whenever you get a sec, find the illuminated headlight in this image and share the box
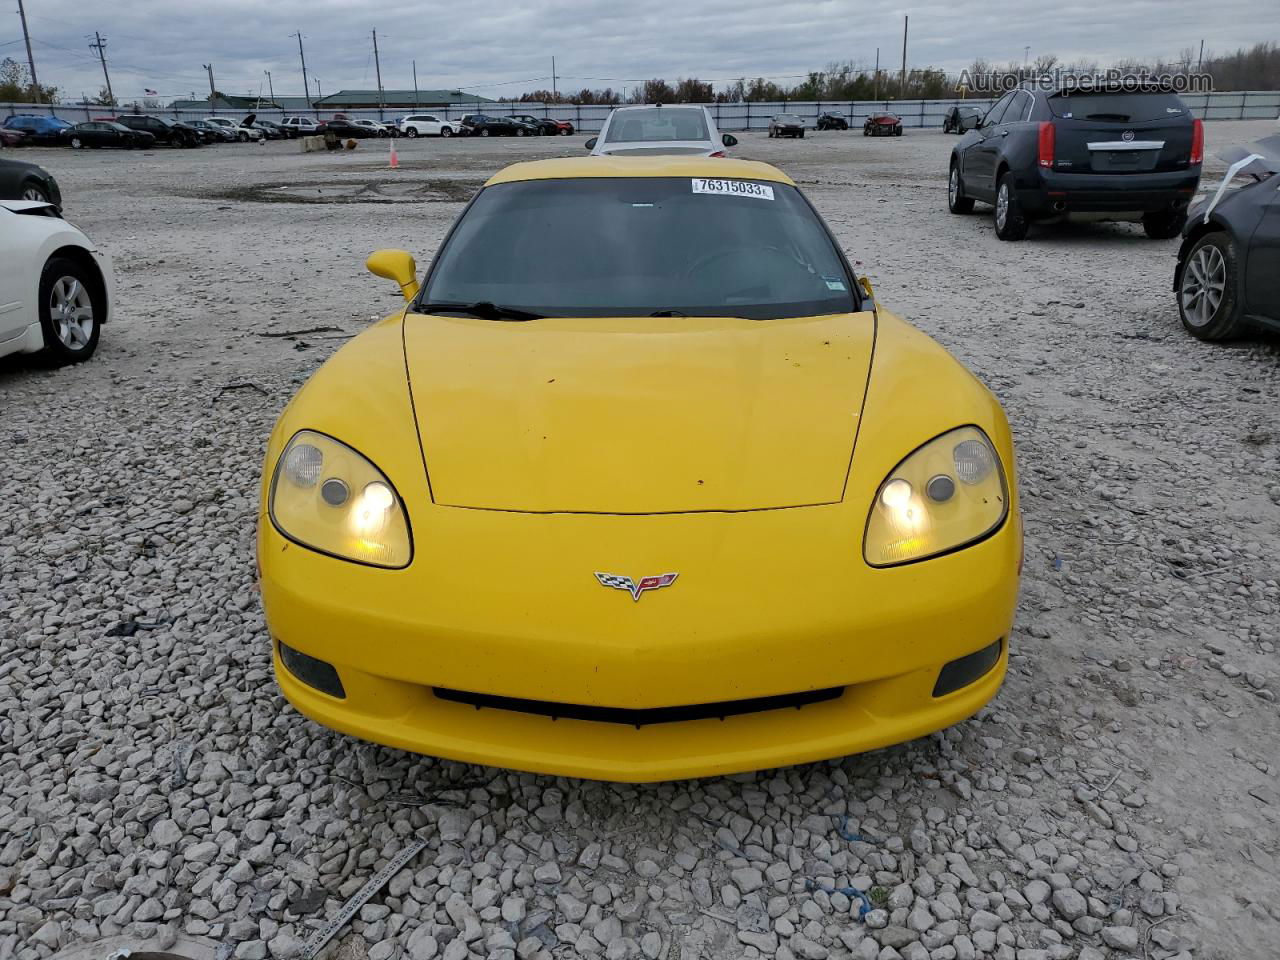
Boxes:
[864,426,1008,567]
[270,430,412,568]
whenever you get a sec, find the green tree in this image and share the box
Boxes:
[0,57,58,102]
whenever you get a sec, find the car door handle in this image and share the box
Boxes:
[998,130,1009,137]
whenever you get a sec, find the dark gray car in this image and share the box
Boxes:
[1174,135,1280,341]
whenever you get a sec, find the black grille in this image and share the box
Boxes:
[932,639,1002,698]
[278,641,346,699]
[433,686,844,727]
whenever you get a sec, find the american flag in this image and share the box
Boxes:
[144,88,158,96]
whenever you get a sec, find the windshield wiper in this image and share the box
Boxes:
[418,301,545,322]
[649,309,689,317]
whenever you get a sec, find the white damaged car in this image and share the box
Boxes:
[0,201,113,364]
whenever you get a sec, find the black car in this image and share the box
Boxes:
[942,106,982,134]
[768,114,806,138]
[460,114,534,137]
[63,121,156,150]
[948,83,1202,241]
[318,118,378,140]
[510,114,562,136]
[0,156,61,207]
[114,114,202,147]
[816,112,848,131]
[253,119,292,139]
[1173,136,1280,341]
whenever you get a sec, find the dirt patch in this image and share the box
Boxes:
[210,178,484,205]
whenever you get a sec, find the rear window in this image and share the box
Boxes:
[422,177,857,321]
[1049,92,1186,122]
[605,109,709,144]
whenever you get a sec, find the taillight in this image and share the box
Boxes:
[1037,122,1054,168]
[1190,118,1204,165]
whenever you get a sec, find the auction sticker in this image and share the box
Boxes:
[691,178,775,200]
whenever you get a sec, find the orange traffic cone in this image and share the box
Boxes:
[389,137,399,169]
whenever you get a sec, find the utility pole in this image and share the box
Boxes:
[314,77,322,103]
[90,32,114,106]
[16,0,40,102]
[1196,38,1204,72]
[1024,46,1029,68]
[293,32,311,109]
[202,63,215,103]
[265,70,275,105]
[874,48,880,102]
[412,60,419,109]
[372,30,384,109]
[551,56,557,101]
[899,15,908,100]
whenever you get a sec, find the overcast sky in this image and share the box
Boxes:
[3,0,1273,103]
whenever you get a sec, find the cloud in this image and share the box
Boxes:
[9,0,1267,102]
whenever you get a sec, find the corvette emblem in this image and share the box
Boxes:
[1121,130,1135,142]
[595,572,679,601]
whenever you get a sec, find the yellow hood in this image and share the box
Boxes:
[403,312,875,513]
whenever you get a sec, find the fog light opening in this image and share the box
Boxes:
[932,639,1003,698]
[277,640,347,699]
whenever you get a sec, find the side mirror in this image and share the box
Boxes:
[366,249,419,302]
[722,133,738,147]
[584,136,597,150]
[858,276,876,306]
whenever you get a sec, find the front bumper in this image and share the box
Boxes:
[260,502,1020,782]
[1020,167,1200,215]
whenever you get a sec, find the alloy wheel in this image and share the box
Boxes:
[996,185,1009,229]
[50,277,94,351]
[1181,244,1226,328]
[21,184,48,203]
[948,168,959,206]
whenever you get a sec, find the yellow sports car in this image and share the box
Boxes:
[258,156,1021,782]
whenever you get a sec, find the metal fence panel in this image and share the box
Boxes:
[3,90,1278,132]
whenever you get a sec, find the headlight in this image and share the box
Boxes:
[864,426,1008,567]
[269,430,412,568]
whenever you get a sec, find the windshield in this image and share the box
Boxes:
[1049,91,1186,122]
[421,177,857,320]
[604,109,709,144]
[777,115,802,123]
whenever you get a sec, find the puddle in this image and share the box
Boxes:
[213,179,483,204]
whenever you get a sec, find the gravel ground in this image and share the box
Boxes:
[2,123,1278,960]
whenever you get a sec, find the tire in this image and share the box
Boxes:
[895,127,903,136]
[994,172,1028,241]
[863,127,870,136]
[1143,208,1187,240]
[406,127,418,138]
[947,163,974,214]
[516,128,526,137]
[441,127,453,138]
[800,131,805,138]
[479,128,490,137]
[39,257,101,364]
[561,126,572,135]
[239,131,250,142]
[20,180,50,204]
[1177,232,1244,341]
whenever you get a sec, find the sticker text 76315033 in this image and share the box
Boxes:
[691,178,775,200]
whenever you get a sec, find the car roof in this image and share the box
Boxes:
[485,156,794,187]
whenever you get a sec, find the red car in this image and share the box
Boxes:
[551,119,575,136]
[0,128,27,148]
[863,112,903,137]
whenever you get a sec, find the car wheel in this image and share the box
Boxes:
[479,128,490,137]
[238,132,249,142]
[1178,232,1244,341]
[406,127,419,138]
[948,163,974,214]
[441,127,453,138]
[994,173,1028,241]
[1143,208,1187,240]
[516,128,526,137]
[39,257,101,364]
[20,180,50,204]
[561,127,572,135]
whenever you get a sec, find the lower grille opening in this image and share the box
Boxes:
[433,686,844,727]
[933,639,1003,698]
[278,640,346,699]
